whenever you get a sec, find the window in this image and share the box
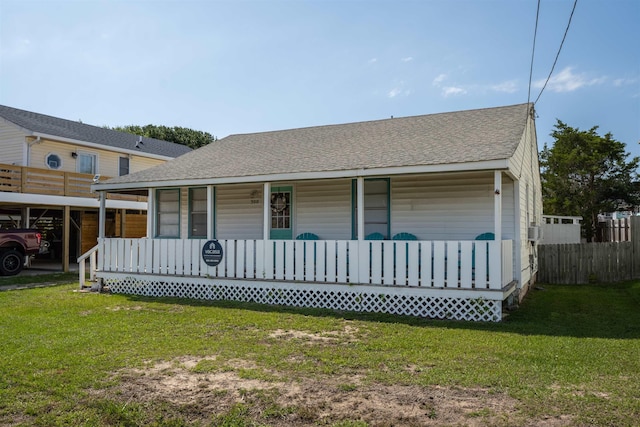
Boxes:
[156,189,180,238]
[45,153,62,169]
[119,156,130,176]
[77,153,96,174]
[189,187,207,238]
[270,191,291,229]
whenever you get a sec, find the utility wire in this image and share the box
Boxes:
[527,0,541,106]
[518,0,542,180]
[534,0,578,105]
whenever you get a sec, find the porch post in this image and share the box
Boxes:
[207,185,214,239]
[22,207,30,228]
[494,171,502,242]
[493,171,503,288]
[146,188,154,238]
[119,209,126,237]
[98,191,106,239]
[62,205,70,272]
[263,182,271,240]
[357,176,364,241]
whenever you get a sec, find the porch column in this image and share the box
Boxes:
[493,171,503,288]
[98,191,106,239]
[62,205,70,272]
[494,171,502,242]
[357,177,364,241]
[146,188,154,238]
[207,185,215,239]
[263,182,271,240]
[119,209,126,237]
[22,207,30,228]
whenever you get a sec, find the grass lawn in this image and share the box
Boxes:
[0,277,638,426]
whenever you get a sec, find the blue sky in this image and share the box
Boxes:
[1,0,639,159]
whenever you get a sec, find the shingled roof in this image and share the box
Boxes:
[0,105,192,159]
[98,103,533,189]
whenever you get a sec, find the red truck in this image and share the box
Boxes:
[0,229,45,276]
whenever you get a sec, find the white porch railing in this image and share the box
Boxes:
[77,244,99,289]
[94,238,513,290]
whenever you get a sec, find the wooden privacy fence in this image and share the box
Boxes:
[538,216,640,284]
[597,218,631,242]
[538,242,633,284]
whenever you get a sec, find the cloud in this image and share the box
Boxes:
[613,77,638,87]
[388,88,412,98]
[368,58,378,64]
[432,73,466,97]
[432,73,447,86]
[442,86,467,97]
[491,80,518,93]
[388,81,411,98]
[388,88,402,98]
[533,66,606,93]
[401,56,413,62]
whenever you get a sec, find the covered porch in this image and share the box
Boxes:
[81,171,518,321]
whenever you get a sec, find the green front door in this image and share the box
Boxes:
[270,186,293,239]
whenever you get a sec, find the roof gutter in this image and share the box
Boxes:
[31,132,177,161]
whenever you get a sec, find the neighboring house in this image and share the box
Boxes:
[0,105,192,271]
[89,103,542,321]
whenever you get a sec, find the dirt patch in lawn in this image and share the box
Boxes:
[98,356,571,426]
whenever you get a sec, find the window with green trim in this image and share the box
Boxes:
[189,187,207,238]
[156,189,180,238]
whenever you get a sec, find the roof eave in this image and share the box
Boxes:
[93,159,511,192]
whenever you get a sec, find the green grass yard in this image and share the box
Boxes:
[0,277,638,426]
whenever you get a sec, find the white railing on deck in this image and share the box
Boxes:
[96,238,514,290]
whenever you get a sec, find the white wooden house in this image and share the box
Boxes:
[0,105,192,271]
[88,103,543,321]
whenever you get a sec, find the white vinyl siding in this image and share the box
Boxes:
[216,184,264,239]
[511,118,543,288]
[296,179,352,240]
[0,123,27,165]
[391,172,515,241]
[130,156,166,174]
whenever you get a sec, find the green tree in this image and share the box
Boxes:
[111,124,216,149]
[540,120,639,242]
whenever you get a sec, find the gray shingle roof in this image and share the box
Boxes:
[100,103,532,187]
[0,105,192,158]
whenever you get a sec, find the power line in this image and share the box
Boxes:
[518,0,542,180]
[527,0,541,106]
[534,0,579,105]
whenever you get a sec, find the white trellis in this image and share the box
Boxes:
[104,274,503,322]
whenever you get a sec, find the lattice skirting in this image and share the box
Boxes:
[103,275,503,322]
